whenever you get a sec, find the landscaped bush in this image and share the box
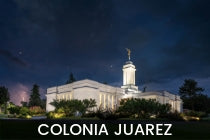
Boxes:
[29,106,45,115]
[50,99,97,117]
[178,110,208,121]
[82,112,97,118]
[8,106,21,114]
[185,110,207,118]
[118,98,171,119]
[95,108,119,120]
[181,114,200,121]
[46,109,66,119]
[19,107,31,119]
[159,111,183,121]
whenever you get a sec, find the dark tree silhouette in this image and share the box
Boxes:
[179,79,204,98]
[0,86,10,114]
[66,73,76,84]
[179,79,207,111]
[29,84,42,107]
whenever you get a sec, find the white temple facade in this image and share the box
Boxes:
[46,50,183,112]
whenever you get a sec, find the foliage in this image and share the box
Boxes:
[46,110,66,119]
[118,98,171,119]
[159,111,183,121]
[0,86,10,114]
[66,73,76,84]
[20,107,30,116]
[94,107,119,120]
[8,106,21,114]
[179,79,204,98]
[40,99,46,109]
[179,79,210,112]
[0,86,10,105]
[19,107,31,118]
[50,99,97,117]
[82,99,97,113]
[29,106,45,115]
[181,114,200,121]
[29,84,42,107]
[184,110,207,118]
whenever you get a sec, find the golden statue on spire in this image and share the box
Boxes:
[126,48,131,60]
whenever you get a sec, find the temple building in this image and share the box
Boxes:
[46,49,183,112]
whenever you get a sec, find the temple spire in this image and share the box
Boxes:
[126,48,131,60]
[121,48,138,92]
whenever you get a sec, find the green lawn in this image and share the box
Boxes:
[0,119,210,140]
[0,114,7,118]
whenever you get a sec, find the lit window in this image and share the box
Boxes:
[99,94,102,105]
[112,95,114,109]
[104,94,106,109]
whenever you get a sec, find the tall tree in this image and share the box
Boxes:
[0,86,10,114]
[179,79,205,111]
[179,79,204,98]
[66,73,76,84]
[29,84,41,107]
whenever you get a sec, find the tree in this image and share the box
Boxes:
[29,84,41,107]
[118,98,171,118]
[50,99,97,117]
[179,79,204,98]
[0,86,10,114]
[82,99,97,113]
[40,99,46,109]
[192,94,209,112]
[179,79,207,111]
[66,73,76,84]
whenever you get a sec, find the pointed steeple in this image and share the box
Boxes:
[121,49,138,92]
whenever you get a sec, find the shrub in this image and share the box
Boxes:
[18,107,31,119]
[46,111,66,119]
[185,110,207,118]
[95,108,119,120]
[8,106,21,114]
[159,111,183,121]
[82,112,97,118]
[19,107,30,116]
[118,98,171,119]
[181,113,200,121]
[50,99,97,117]
[29,106,45,115]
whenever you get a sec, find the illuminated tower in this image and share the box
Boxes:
[121,49,138,92]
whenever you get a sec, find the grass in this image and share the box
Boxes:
[201,116,210,121]
[0,113,8,118]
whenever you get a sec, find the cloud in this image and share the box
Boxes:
[140,76,210,96]
[0,0,209,97]
[0,49,28,67]
[9,83,30,105]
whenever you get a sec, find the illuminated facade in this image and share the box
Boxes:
[121,61,138,92]
[46,79,123,112]
[46,52,183,112]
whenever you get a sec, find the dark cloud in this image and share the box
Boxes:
[0,0,210,102]
[0,49,28,67]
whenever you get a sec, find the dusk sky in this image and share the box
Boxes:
[0,0,210,105]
